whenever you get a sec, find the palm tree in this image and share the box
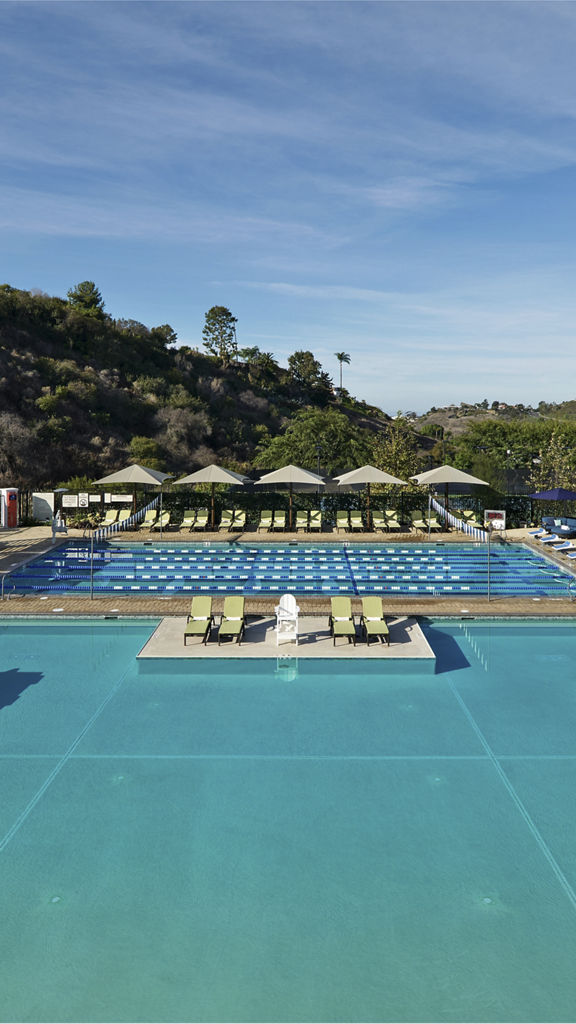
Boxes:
[334,351,351,391]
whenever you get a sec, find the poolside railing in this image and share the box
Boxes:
[92,497,159,543]
[431,497,489,541]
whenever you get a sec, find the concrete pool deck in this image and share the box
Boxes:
[138,613,434,661]
[1,525,576,620]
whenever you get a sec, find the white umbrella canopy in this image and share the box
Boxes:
[411,465,490,487]
[174,464,250,528]
[92,463,173,535]
[256,464,325,528]
[175,465,250,486]
[335,465,407,486]
[256,464,325,487]
[334,465,407,522]
[93,463,172,486]
[411,464,490,521]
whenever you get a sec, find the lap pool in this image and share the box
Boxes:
[2,617,576,1022]
[6,539,576,597]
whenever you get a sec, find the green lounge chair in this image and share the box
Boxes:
[117,509,132,524]
[329,596,356,646]
[309,510,322,530]
[360,596,390,646]
[193,508,209,530]
[273,510,286,530]
[385,509,401,531]
[371,510,386,531]
[425,513,442,531]
[218,596,247,645]
[184,596,214,645]
[219,509,234,531]
[295,510,309,532]
[101,508,118,526]
[461,510,482,528]
[151,511,170,531]
[349,511,364,531]
[257,510,273,532]
[336,510,350,533]
[180,509,196,530]
[139,508,158,529]
[410,510,428,531]
[232,509,246,530]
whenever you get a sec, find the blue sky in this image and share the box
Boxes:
[1,1,576,414]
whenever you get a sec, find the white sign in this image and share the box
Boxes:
[110,493,133,503]
[62,494,78,508]
[89,494,102,503]
[484,510,506,530]
[32,492,55,522]
[78,492,89,508]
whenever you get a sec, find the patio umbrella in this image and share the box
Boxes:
[411,464,490,528]
[334,464,407,522]
[174,464,250,529]
[255,464,325,529]
[528,488,576,501]
[93,463,173,536]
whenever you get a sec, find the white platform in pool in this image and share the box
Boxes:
[138,614,435,662]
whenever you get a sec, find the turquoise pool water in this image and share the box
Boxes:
[7,539,576,597]
[2,618,576,1022]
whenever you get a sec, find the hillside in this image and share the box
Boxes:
[0,283,391,488]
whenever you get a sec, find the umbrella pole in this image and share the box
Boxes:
[445,482,449,517]
[428,488,431,539]
[289,484,293,531]
[211,484,215,530]
[367,483,370,529]
[159,486,163,538]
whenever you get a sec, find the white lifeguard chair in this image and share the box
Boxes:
[275,593,300,646]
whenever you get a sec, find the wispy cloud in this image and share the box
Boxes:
[0,186,331,247]
[2,2,576,412]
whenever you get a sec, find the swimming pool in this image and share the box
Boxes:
[2,617,576,1022]
[6,540,576,597]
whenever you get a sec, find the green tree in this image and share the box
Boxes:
[129,436,164,469]
[202,306,238,366]
[529,426,576,491]
[334,351,350,391]
[255,408,372,474]
[238,346,279,386]
[287,350,332,405]
[66,281,105,319]
[370,415,419,482]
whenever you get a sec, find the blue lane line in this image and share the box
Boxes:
[341,545,359,596]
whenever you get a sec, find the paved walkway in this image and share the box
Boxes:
[1,525,575,619]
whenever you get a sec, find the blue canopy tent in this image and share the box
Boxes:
[529,488,576,501]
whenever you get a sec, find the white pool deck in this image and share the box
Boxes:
[138,613,435,662]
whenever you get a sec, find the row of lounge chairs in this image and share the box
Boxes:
[530,525,576,563]
[409,510,442,532]
[183,594,391,647]
[95,506,456,533]
[184,595,247,646]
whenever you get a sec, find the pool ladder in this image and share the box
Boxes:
[275,655,299,681]
[0,571,15,601]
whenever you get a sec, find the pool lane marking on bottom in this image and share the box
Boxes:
[0,668,132,855]
[341,545,359,596]
[447,678,576,915]
[3,752,576,761]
